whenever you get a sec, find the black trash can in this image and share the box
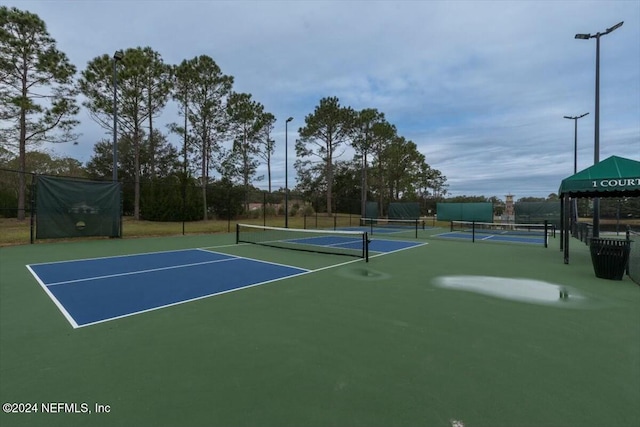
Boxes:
[589,238,631,280]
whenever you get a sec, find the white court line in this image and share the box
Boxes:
[28,247,215,266]
[432,232,459,237]
[281,238,364,250]
[45,257,241,287]
[369,241,429,258]
[26,265,79,329]
[326,239,366,248]
[198,243,249,249]
[197,247,311,272]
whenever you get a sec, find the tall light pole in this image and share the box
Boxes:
[575,21,623,238]
[285,117,293,228]
[563,112,589,174]
[112,50,124,182]
[563,112,589,232]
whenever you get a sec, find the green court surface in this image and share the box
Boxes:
[0,229,638,427]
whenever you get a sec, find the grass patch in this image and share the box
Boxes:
[8,214,633,247]
[0,214,376,246]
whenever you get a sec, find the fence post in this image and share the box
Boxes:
[626,225,631,276]
[227,192,231,233]
[472,221,476,243]
[30,174,36,244]
[119,183,123,238]
[544,220,548,248]
[182,176,186,236]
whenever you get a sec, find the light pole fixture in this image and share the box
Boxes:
[285,117,293,228]
[563,112,589,233]
[575,21,623,238]
[563,112,589,174]
[112,50,124,182]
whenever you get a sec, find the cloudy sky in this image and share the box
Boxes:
[7,0,640,199]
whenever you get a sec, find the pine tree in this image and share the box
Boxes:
[0,6,79,220]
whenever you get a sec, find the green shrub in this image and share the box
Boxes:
[299,204,314,216]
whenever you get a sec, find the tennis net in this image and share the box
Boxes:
[236,224,369,261]
[360,218,425,238]
[450,220,555,247]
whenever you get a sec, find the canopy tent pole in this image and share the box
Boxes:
[564,196,570,264]
[559,195,564,251]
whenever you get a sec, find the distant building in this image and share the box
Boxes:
[504,194,515,223]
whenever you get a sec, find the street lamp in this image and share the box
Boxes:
[575,21,623,238]
[285,117,293,228]
[563,112,589,233]
[112,50,124,182]
[563,112,589,174]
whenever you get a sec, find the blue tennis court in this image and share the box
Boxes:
[27,239,424,328]
[27,249,308,328]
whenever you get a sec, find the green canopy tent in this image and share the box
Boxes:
[558,155,640,263]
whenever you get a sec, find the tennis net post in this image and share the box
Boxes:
[544,220,548,248]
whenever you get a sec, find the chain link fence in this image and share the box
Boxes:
[0,169,369,244]
[0,167,36,220]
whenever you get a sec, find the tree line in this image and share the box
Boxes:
[2,147,637,221]
[1,6,455,221]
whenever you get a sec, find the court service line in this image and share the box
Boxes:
[197,243,250,250]
[241,241,429,276]
[280,239,364,250]
[324,239,366,248]
[75,267,316,329]
[197,247,312,272]
[263,241,429,275]
[368,242,429,259]
[28,247,215,266]
[45,257,242,287]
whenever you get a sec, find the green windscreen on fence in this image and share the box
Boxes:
[436,202,493,222]
[515,202,561,227]
[388,202,420,219]
[36,176,121,239]
[365,201,378,219]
